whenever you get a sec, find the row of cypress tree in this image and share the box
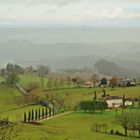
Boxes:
[24,107,55,122]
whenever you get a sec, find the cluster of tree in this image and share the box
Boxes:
[79,100,108,113]
[0,63,51,85]
[24,107,55,122]
[46,74,99,89]
[25,84,66,111]
[46,76,83,89]
[116,111,140,137]
[23,65,50,76]
[47,78,67,89]
[36,65,50,77]
[71,76,83,88]
[100,77,107,86]
[1,63,23,84]
[109,77,118,88]
[25,86,46,104]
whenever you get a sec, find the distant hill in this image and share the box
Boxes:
[94,59,140,78]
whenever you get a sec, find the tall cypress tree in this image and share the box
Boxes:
[28,110,31,122]
[38,108,41,119]
[31,109,34,121]
[35,109,38,120]
[49,107,51,116]
[42,108,45,118]
[45,107,48,117]
[24,112,27,122]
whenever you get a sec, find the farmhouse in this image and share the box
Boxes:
[105,96,133,108]
[82,81,94,88]
[118,78,136,87]
[105,96,122,108]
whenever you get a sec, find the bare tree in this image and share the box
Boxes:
[66,76,71,88]
[90,74,99,87]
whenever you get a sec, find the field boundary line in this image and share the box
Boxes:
[37,111,74,122]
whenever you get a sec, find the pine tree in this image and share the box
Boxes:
[49,107,51,116]
[28,110,31,122]
[38,108,41,119]
[45,107,48,117]
[31,109,34,121]
[24,112,27,122]
[35,109,38,120]
[42,108,45,118]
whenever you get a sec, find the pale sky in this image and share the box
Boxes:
[0,0,140,27]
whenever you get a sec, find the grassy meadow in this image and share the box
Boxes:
[16,111,139,140]
[0,74,140,140]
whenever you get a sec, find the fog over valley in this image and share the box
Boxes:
[0,27,140,73]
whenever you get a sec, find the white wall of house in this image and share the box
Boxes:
[106,99,123,108]
[106,99,133,108]
[125,101,133,106]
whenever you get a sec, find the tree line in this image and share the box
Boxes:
[24,107,55,123]
[79,100,108,113]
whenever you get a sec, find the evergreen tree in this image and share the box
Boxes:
[49,107,51,116]
[45,107,48,117]
[42,108,45,118]
[31,109,34,121]
[38,108,41,119]
[24,112,27,122]
[28,110,31,122]
[35,109,38,120]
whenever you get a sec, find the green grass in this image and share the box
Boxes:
[0,105,46,122]
[0,84,24,113]
[16,111,138,140]
[0,84,21,99]
[19,74,44,89]
[46,86,140,109]
[19,74,75,89]
[0,81,140,140]
[108,86,140,98]
[0,84,48,122]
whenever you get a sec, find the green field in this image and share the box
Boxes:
[108,86,140,98]
[0,83,140,140]
[16,111,138,140]
[45,86,140,109]
[19,74,74,89]
[0,84,23,113]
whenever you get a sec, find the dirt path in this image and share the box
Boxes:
[37,111,74,122]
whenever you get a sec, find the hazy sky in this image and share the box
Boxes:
[0,0,140,27]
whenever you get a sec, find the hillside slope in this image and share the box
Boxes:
[94,59,140,78]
